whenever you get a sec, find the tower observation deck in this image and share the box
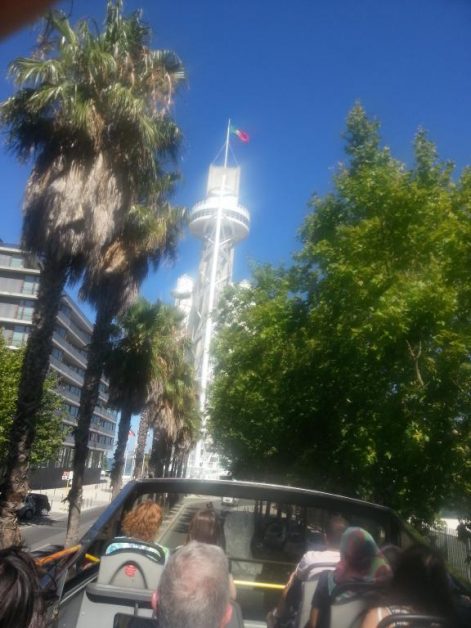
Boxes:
[186,131,250,479]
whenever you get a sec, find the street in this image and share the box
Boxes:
[21,505,107,552]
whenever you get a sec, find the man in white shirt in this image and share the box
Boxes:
[294,515,347,579]
[268,515,348,627]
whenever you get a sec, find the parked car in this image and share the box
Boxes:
[16,493,51,521]
[221,495,239,506]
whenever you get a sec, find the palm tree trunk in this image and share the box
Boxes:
[182,452,189,478]
[133,408,149,480]
[168,446,177,477]
[0,257,67,548]
[110,401,133,499]
[65,305,114,546]
[149,425,168,478]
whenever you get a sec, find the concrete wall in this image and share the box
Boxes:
[29,466,100,490]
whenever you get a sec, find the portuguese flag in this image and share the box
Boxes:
[230,125,250,143]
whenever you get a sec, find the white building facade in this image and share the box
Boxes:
[0,243,117,488]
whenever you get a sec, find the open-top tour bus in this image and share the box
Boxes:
[36,478,470,628]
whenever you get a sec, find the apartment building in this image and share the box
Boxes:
[0,243,117,488]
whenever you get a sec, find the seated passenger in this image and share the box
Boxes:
[187,507,226,547]
[268,515,347,626]
[155,541,233,628]
[186,508,236,599]
[106,500,168,563]
[306,527,392,628]
[0,546,45,628]
[361,544,455,628]
[296,515,348,579]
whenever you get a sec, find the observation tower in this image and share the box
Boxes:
[186,122,250,478]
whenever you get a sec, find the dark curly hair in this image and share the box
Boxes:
[0,546,45,628]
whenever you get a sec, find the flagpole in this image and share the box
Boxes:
[223,118,231,168]
[196,119,230,473]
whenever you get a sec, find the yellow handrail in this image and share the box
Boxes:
[35,545,81,567]
[233,579,285,590]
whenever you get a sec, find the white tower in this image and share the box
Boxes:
[172,274,194,330]
[186,123,250,478]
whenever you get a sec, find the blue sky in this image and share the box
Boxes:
[1,0,471,311]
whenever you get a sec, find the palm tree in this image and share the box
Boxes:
[133,406,151,480]
[0,1,185,548]
[148,342,199,478]
[65,198,185,544]
[132,307,185,481]
[0,9,118,546]
[105,299,183,498]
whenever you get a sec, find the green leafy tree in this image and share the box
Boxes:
[209,267,306,482]
[0,337,65,471]
[0,0,184,547]
[210,105,471,523]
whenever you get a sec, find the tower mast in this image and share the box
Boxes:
[199,119,231,417]
[186,121,250,478]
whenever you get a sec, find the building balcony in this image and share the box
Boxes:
[50,355,84,386]
[0,264,40,275]
[63,424,114,450]
[94,405,118,423]
[57,311,91,346]
[0,313,33,325]
[53,332,88,369]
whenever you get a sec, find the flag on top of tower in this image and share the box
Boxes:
[230,125,250,143]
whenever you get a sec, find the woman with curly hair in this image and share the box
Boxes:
[106,500,169,564]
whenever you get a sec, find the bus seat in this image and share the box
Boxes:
[296,578,382,628]
[296,577,321,628]
[330,596,369,628]
[75,550,164,628]
[295,564,338,628]
[330,582,383,628]
[96,549,164,590]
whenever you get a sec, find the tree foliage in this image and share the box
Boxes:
[0,0,186,548]
[210,104,471,522]
[0,337,65,469]
[105,298,191,494]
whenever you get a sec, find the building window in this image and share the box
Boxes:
[55,325,67,338]
[1,277,23,293]
[0,301,17,319]
[10,255,24,268]
[18,300,34,321]
[52,347,62,360]
[12,325,28,347]
[0,253,24,268]
[22,276,37,295]
[58,446,74,468]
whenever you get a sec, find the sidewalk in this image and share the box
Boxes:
[37,479,113,515]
